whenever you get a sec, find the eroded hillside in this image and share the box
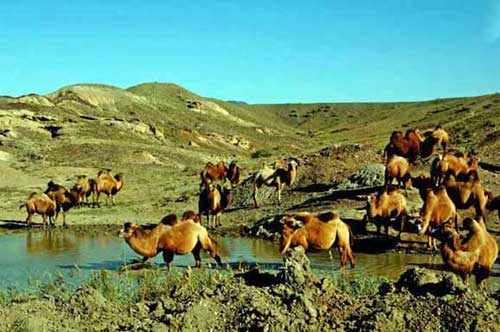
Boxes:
[0,83,499,227]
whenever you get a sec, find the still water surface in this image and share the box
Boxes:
[0,230,498,290]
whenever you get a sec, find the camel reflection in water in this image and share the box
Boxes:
[25,230,114,257]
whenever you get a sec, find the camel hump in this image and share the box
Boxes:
[386,184,400,193]
[161,214,178,226]
[317,211,337,222]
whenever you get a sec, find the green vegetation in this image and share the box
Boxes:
[0,248,498,332]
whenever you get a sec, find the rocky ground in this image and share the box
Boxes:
[2,142,499,256]
[1,86,500,331]
[0,247,499,332]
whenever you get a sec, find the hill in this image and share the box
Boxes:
[0,82,499,228]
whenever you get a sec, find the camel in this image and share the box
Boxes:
[431,152,479,187]
[96,169,124,207]
[442,171,488,225]
[75,175,96,206]
[416,186,458,251]
[20,192,57,227]
[44,181,79,226]
[366,187,409,238]
[200,161,240,189]
[253,159,298,208]
[384,155,412,191]
[119,219,222,269]
[198,184,231,229]
[279,211,355,270]
[421,125,450,157]
[433,218,498,286]
[383,129,424,164]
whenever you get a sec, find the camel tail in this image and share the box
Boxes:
[19,203,25,210]
[348,224,354,247]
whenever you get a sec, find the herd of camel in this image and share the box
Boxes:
[21,169,124,226]
[19,125,500,286]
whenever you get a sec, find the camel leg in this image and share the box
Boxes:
[111,195,116,206]
[92,190,97,208]
[106,193,110,207]
[192,243,202,268]
[26,211,33,227]
[339,247,347,271]
[42,214,47,228]
[347,248,356,269]
[54,207,61,225]
[96,191,101,208]
[396,214,406,239]
[162,251,174,270]
[475,268,489,288]
[374,217,382,235]
[62,211,67,227]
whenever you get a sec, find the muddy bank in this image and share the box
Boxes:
[1,247,499,332]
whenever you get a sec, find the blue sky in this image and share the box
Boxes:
[0,0,499,103]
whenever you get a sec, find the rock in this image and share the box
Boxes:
[68,287,108,315]
[188,140,199,147]
[395,267,467,296]
[149,125,164,140]
[0,151,13,162]
[336,164,385,189]
[277,246,318,289]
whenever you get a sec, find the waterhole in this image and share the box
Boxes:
[0,229,498,290]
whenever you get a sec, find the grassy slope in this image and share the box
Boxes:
[0,83,499,228]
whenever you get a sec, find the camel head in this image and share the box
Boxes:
[279,215,303,255]
[429,223,457,246]
[279,215,303,230]
[118,222,139,238]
